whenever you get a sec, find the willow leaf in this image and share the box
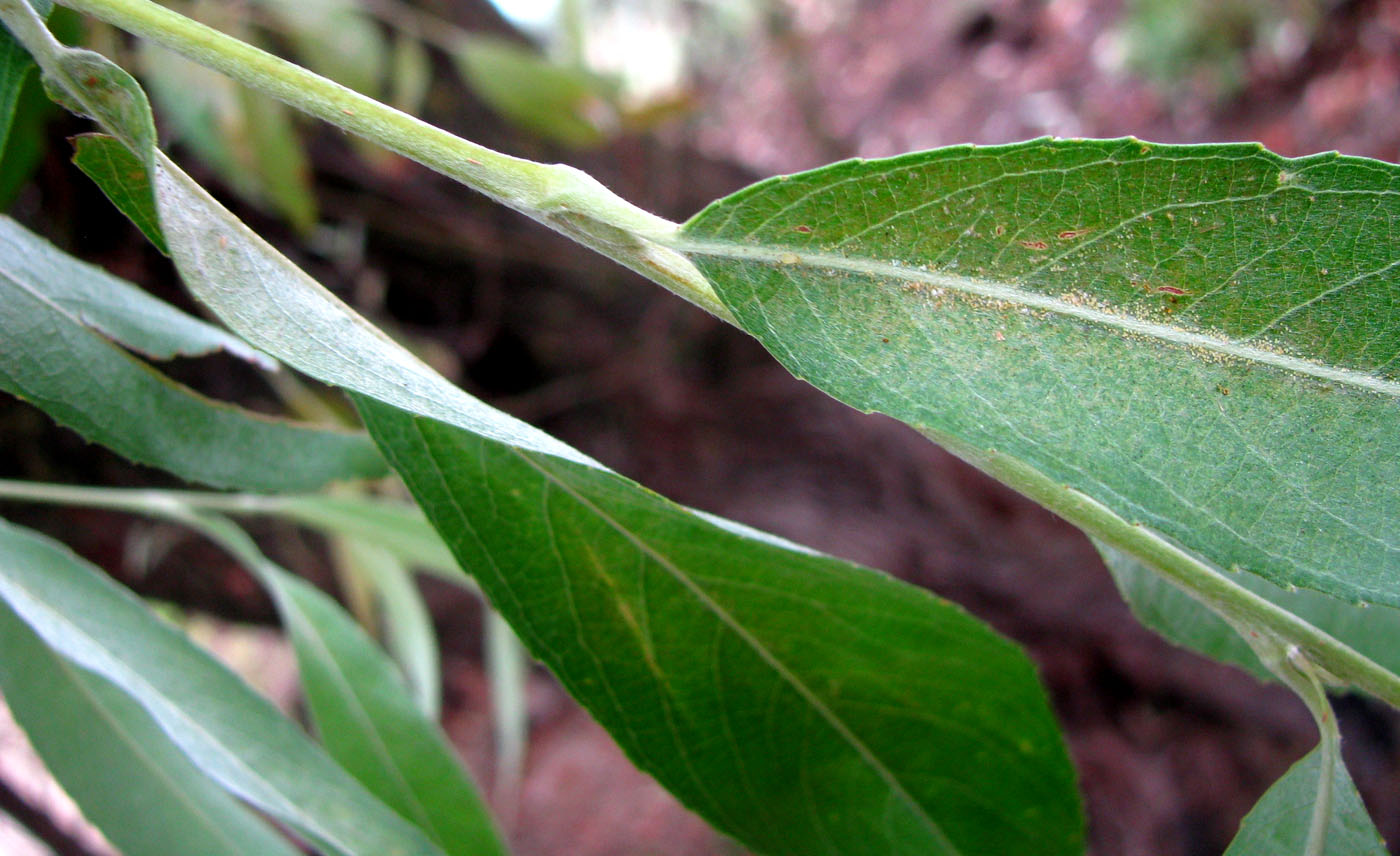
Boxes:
[0,217,387,491]
[0,516,446,856]
[188,516,507,856]
[0,0,46,153]
[679,139,1399,607]
[0,214,250,363]
[0,597,303,856]
[359,395,1083,856]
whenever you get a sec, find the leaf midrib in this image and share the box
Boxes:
[670,238,1400,398]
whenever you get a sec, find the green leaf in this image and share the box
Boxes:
[72,132,169,253]
[1224,747,1387,855]
[0,596,304,856]
[679,138,1400,607]
[337,536,444,718]
[188,516,507,856]
[0,214,249,361]
[1101,541,1400,684]
[0,7,37,154]
[358,395,1085,856]
[0,516,447,856]
[0,217,388,491]
[451,36,616,148]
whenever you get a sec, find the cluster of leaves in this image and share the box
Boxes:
[0,1,1397,854]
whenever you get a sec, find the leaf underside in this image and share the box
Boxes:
[681,138,1399,606]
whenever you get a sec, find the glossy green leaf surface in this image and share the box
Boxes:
[680,139,1400,606]
[358,395,1084,856]
[73,131,168,252]
[193,517,506,856]
[0,597,303,856]
[0,516,446,856]
[0,218,387,491]
[1100,541,1400,685]
[1224,747,1387,855]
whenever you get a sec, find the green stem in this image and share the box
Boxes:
[36,0,730,320]
[1276,649,1338,856]
[927,430,1400,712]
[0,478,468,585]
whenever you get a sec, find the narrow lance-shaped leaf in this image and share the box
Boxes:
[678,139,1399,607]
[187,515,508,856]
[0,596,303,856]
[359,395,1084,856]
[0,218,387,492]
[0,214,250,362]
[0,516,446,856]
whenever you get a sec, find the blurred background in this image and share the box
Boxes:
[2,0,1399,853]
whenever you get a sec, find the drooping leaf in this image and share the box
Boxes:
[0,597,303,856]
[0,516,446,856]
[0,214,248,362]
[1100,541,1400,684]
[0,65,51,207]
[187,516,507,856]
[679,139,1400,607]
[358,396,1084,856]
[0,217,387,491]
[1224,747,1387,855]
[73,132,169,253]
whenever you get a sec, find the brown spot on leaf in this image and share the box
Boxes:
[1019,240,1049,250]
[1057,229,1090,240]
[1156,285,1187,295]
[794,224,813,233]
